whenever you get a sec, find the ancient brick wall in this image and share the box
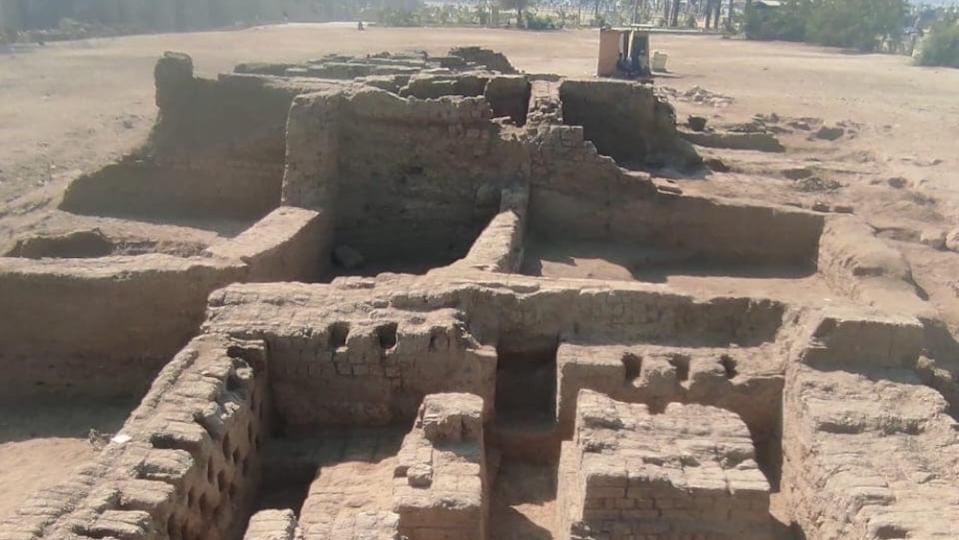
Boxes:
[559,79,700,169]
[0,255,245,400]
[226,306,497,429]
[61,54,335,221]
[780,310,959,539]
[557,391,773,540]
[243,509,303,540]
[527,124,824,267]
[204,207,332,282]
[0,335,271,540]
[554,343,784,450]
[526,79,824,268]
[210,278,787,365]
[394,393,487,540]
[282,87,529,269]
[447,184,529,273]
[816,215,931,315]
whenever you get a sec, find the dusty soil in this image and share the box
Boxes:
[0,399,134,521]
[490,460,557,540]
[522,238,835,303]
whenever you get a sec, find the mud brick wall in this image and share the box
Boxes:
[527,79,822,268]
[394,283,786,348]
[0,335,271,540]
[282,87,529,267]
[554,343,785,455]
[559,79,700,168]
[816,216,930,315]
[210,278,788,362]
[398,74,530,126]
[296,429,403,539]
[399,74,489,99]
[527,124,824,267]
[485,76,531,125]
[204,279,787,434]
[205,207,332,282]
[243,509,302,540]
[253,309,497,429]
[394,393,487,540]
[558,392,772,540]
[449,47,518,74]
[61,54,336,221]
[0,255,245,400]
[780,310,959,539]
[302,62,422,79]
[448,184,528,273]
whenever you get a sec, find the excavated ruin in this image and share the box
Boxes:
[1,48,958,540]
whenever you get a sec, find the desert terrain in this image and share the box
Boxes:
[1,23,958,537]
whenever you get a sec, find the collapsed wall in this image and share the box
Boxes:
[524,79,823,269]
[559,79,699,168]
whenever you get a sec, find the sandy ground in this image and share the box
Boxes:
[0,399,134,521]
[522,238,837,304]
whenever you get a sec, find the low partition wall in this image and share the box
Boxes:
[0,255,245,400]
[0,206,330,400]
[445,184,529,274]
[204,207,330,283]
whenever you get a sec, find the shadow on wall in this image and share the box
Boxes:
[495,334,559,426]
[60,52,317,223]
[559,79,701,170]
[283,86,530,277]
